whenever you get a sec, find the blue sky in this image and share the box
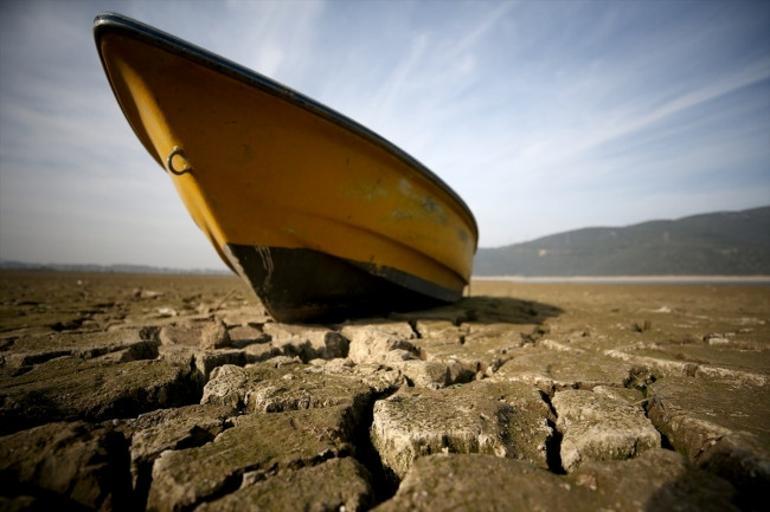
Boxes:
[1,0,769,269]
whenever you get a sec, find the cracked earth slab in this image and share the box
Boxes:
[115,403,236,501]
[0,356,199,434]
[375,450,737,512]
[492,345,635,392]
[2,272,769,510]
[0,421,131,510]
[196,457,372,511]
[605,342,768,386]
[0,326,160,368]
[148,406,357,511]
[646,374,770,505]
[552,389,660,471]
[200,361,376,419]
[371,380,553,477]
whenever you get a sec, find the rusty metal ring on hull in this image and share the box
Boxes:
[166,146,193,175]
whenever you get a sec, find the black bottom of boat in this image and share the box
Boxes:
[226,244,460,323]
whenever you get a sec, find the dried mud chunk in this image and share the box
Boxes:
[200,364,248,408]
[264,323,349,360]
[413,320,465,342]
[340,321,418,364]
[311,358,405,394]
[552,389,660,471]
[0,496,43,511]
[216,305,271,327]
[201,362,373,417]
[5,327,160,367]
[147,406,355,511]
[193,349,248,379]
[370,381,552,477]
[392,359,474,389]
[242,341,282,362]
[572,449,737,512]
[0,421,131,510]
[591,384,644,404]
[197,457,372,512]
[159,320,231,349]
[124,403,234,469]
[604,344,767,386]
[375,454,579,511]
[494,347,633,391]
[376,451,736,512]
[646,375,770,504]
[227,325,268,348]
[0,357,197,434]
[645,343,769,376]
[410,323,519,377]
[422,342,512,377]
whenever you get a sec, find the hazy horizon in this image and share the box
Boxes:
[1,0,769,269]
[2,203,767,270]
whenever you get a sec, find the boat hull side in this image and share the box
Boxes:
[225,244,457,323]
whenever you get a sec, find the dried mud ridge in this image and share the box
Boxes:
[1,272,768,511]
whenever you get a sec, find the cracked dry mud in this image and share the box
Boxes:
[1,271,768,511]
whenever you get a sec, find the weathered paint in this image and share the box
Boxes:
[94,14,478,312]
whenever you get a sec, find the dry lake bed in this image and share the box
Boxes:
[1,270,768,511]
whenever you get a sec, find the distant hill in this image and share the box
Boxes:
[474,206,770,276]
[0,260,229,275]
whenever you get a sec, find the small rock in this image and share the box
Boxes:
[156,307,177,318]
[133,289,163,300]
[704,333,731,345]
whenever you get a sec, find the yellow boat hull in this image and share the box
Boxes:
[94,14,478,322]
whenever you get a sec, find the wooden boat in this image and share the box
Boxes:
[94,13,478,322]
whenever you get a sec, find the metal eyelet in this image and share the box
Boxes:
[166,146,193,176]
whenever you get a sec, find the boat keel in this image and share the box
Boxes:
[225,244,458,323]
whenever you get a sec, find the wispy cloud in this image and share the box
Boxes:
[1,0,768,267]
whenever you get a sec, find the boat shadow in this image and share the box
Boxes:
[389,295,563,326]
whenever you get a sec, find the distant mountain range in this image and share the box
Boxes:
[3,206,769,277]
[474,206,770,276]
[0,260,229,275]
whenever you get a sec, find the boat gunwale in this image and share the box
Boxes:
[92,12,479,246]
